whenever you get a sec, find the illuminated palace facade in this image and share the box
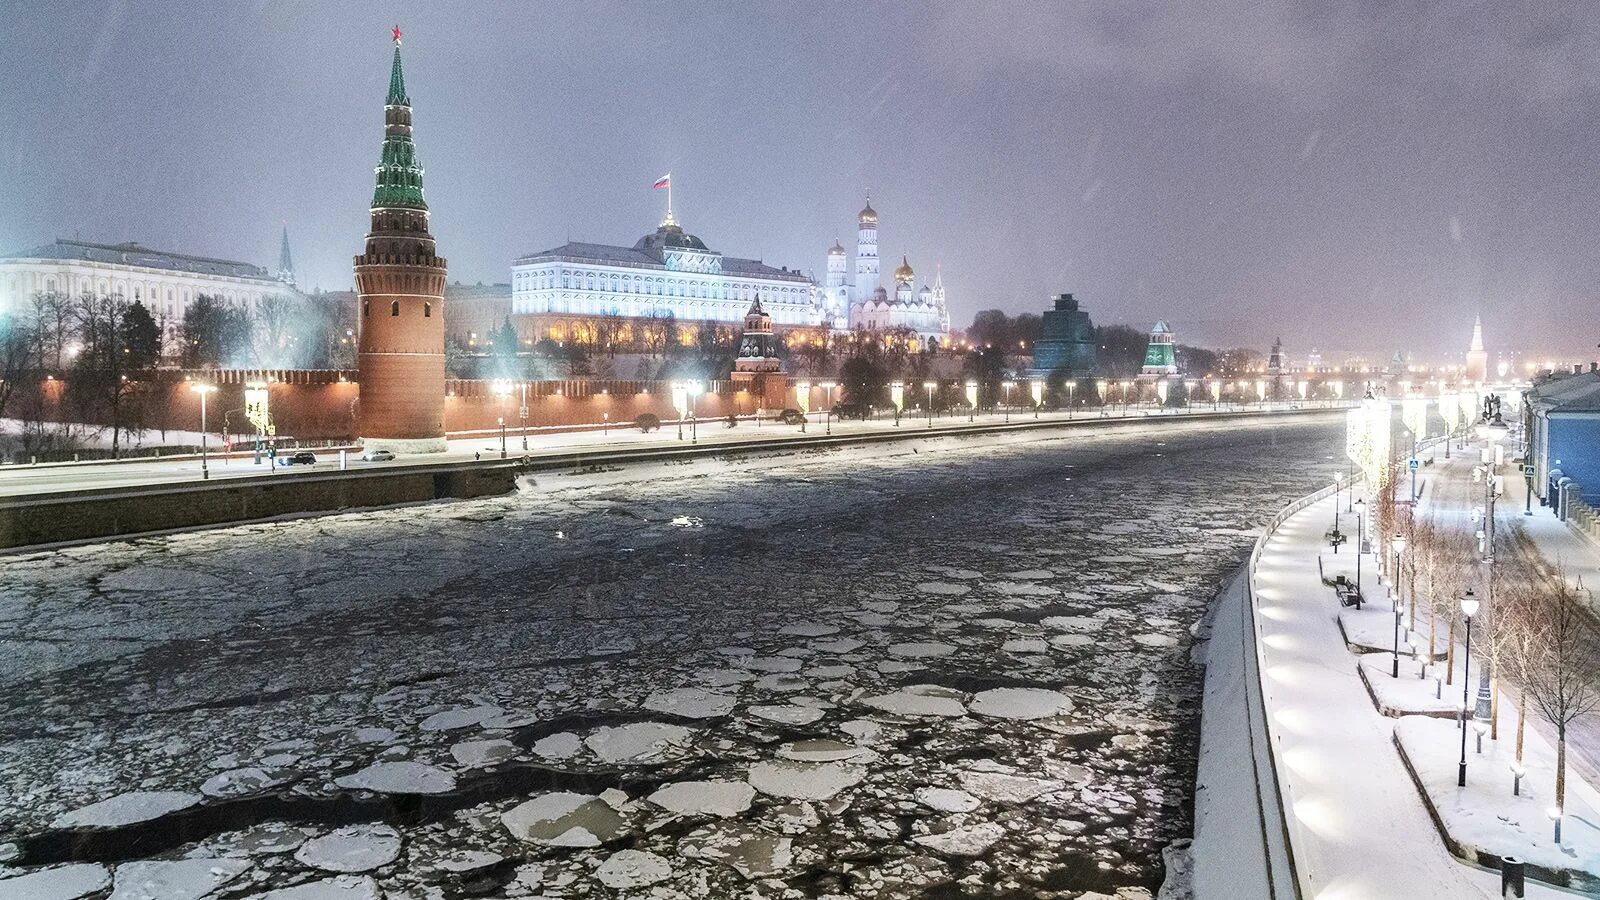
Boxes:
[509,211,822,345]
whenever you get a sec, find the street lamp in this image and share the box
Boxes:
[1353,497,1366,591]
[819,381,836,435]
[687,381,704,445]
[1333,470,1344,529]
[965,380,978,422]
[924,380,937,429]
[1002,380,1015,422]
[1391,535,1407,677]
[795,381,810,434]
[492,380,512,458]
[497,416,507,458]
[1063,379,1074,418]
[191,383,217,480]
[891,380,904,426]
[1458,589,1480,786]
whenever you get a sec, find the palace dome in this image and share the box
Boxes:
[858,200,878,225]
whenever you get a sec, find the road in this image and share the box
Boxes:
[0,403,1308,497]
[0,414,1343,898]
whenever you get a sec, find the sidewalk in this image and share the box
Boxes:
[1251,490,1573,897]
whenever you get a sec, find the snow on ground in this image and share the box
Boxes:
[0,415,1346,897]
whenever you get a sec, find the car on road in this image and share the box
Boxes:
[360,449,395,462]
[279,451,318,466]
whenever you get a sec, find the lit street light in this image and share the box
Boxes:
[924,380,936,429]
[687,381,704,445]
[966,379,978,422]
[1002,380,1015,422]
[191,383,217,480]
[819,381,836,435]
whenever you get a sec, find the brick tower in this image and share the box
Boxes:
[355,27,448,453]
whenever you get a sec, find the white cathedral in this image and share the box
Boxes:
[820,199,951,349]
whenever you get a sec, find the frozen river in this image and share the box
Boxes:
[0,414,1341,899]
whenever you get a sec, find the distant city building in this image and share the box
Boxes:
[1464,314,1488,383]
[1028,292,1097,376]
[1526,365,1600,507]
[354,29,449,453]
[511,210,817,329]
[836,199,950,349]
[0,238,292,351]
[1139,320,1178,377]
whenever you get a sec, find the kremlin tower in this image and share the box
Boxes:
[1464,314,1488,384]
[355,28,449,453]
[853,198,879,305]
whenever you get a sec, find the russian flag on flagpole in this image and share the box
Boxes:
[653,174,671,189]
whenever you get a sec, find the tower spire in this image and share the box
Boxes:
[373,28,425,210]
[276,222,296,288]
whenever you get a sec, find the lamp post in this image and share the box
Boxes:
[796,381,810,434]
[493,380,513,457]
[1353,497,1365,591]
[891,380,904,426]
[1473,419,1507,725]
[1002,380,1015,422]
[966,380,978,422]
[519,382,529,451]
[688,382,704,445]
[1064,379,1074,418]
[819,381,836,435]
[1391,535,1407,678]
[924,381,936,429]
[1459,589,1480,786]
[191,383,217,480]
[1333,470,1343,529]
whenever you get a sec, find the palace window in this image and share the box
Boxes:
[363,300,370,317]
[390,300,400,316]
[424,302,432,318]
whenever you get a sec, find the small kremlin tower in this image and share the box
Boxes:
[355,27,449,453]
[1464,314,1488,384]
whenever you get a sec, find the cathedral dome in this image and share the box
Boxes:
[919,284,932,299]
[828,240,846,256]
[893,255,914,282]
[858,200,877,225]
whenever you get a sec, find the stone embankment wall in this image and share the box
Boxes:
[0,463,517,550]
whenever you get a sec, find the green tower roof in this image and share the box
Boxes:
[372,38,427,210]
[387,45,410,106]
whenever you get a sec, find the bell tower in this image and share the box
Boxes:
[355,27,449,453]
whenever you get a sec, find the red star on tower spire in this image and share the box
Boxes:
[392,25,402,46]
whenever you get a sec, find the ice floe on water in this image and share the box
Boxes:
[108,858,250,900]
[449,738,518,768]
[0,863,110,900]
[248,875,379,899]
[643,686,736,718]
[914,786,981,813]
[332,762,454,795]
[747,704,825,725]
[594,849,673,888]
[969,687,1075,720]
[50,791,200,829]
[647,780,755,817]
[912,821,1007,857]
[747,760,868,800]
[293,825,402,873]
[859,684,967,717]
[418,706,501,732]
[201,767,292,798]
[502,792,629,847]
[584,722,693,764]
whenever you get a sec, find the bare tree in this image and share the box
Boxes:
[0,311,36,421]
[1512,573,1600,816]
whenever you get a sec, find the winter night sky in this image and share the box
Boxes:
[1,2,1597,359]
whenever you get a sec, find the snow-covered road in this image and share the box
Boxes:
[1,414,1342,898]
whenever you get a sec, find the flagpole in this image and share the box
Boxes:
[667,174,673,224]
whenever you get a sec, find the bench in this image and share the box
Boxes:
[1333,575,1363,610]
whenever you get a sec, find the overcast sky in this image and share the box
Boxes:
[2,2,1597,361]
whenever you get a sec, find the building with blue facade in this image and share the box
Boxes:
[1526,366,1600,509]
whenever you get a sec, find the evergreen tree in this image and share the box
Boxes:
[121,301,162,371]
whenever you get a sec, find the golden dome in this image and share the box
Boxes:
[858,198,877,225]
[893,255,914,282]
